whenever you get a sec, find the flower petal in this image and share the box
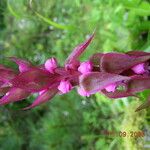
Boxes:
[79,72,130,94]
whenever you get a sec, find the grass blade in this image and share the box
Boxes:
[35,12,74,30]
[7,0,20,18]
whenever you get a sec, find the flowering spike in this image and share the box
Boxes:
[131,63,145,74]
[78,61,93,74]
[45,57,57,73]
[58,80,72,94]
[0,34,150,111]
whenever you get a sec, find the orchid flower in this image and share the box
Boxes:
[0,32,150,112]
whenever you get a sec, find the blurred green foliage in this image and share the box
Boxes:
[0,0,150,149]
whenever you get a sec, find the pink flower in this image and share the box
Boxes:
[9,57,32,73]
[104,83,117,92]
[45,57,57,73]
[77,87,90,97]
[131,63,145,74]
[58,80,72,94]
[78,61,92,74]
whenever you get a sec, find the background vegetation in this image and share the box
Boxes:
[0,0,150,149]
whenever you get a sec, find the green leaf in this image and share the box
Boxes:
[7,0,20,19]
[126,2,150,16]
[35,12,74,30]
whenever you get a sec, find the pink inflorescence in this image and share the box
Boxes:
[0,32,150,111]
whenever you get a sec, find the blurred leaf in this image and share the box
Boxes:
[35,12,74,30]
[126,2,150,16]
[135,96,150,112]
[7,0,20,18]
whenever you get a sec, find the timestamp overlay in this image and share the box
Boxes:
[101,130,145,138]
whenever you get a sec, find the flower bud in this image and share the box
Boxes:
[78,61,92,74]
[58,80,72,94]
[45,57,57,73]
[19,65,29,73]
[131,63,145,74]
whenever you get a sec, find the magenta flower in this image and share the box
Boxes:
[0,32,150,112]
[10,57,32,72]
[131,63,145,74]
[78,61,93,74]
[58,80,72,94]
[44,57,57,73]
[104,83,117,92]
